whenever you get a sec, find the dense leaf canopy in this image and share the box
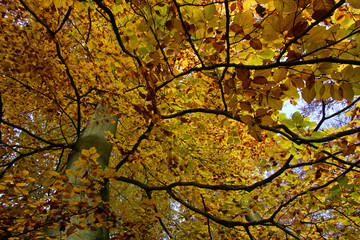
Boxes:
[1,0,360,239]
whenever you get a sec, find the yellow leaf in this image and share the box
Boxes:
[90,153,100,160]
[317,62,337,75]
[241,115,254,124]
[16,182,27,187]
[304,26,329,43]
[234,11,253,29]
[204,4,216,20]
[341,83,354,101]
[330,84,343,101]
[22,189,29,195]
[74,158,88,166]
[261,115,275,125]
[192,7,204,21]
[249,124,262,141]
[302,86,316,103]
[42,0,53,8]
[43,178,54,187]
[27,177,36,182]
[321,83,332,100]
[268,97,283,110]
[14,187,22,194]
[66,169,76,176]
[89,147,97,155]
[81,149,91,157]
[341,65,354,80]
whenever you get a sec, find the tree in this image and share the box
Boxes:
[1,0,360,239]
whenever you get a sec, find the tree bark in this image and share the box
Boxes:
[47,104,118,240]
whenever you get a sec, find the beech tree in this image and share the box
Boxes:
[1,0,360,239]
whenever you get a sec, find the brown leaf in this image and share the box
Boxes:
[229,23,243,35]
[236,67,250,81]
[66,226,77,236]
[253,76,267,85]
[250,39,262,50]
[312,0,335,20]
[313,0,335,12]
[290,20,309,37]
[305,75,315,89]
[315,168,322,179]
[240,101,252,112]
[242,78,251,89]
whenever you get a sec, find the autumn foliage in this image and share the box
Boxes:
[1,0,360,239]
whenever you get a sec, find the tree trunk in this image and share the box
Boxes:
[47,104,118,240]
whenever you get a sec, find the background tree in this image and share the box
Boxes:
[1,0,360,239]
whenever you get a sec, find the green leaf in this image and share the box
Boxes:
[204,4,216,20]
[331,184,341,196]
[138,47,149,55]
[245,212,262,223]
[292,112,303,124]
[337,175,349,187]
[259,49,275,59]
[312,131,324,138]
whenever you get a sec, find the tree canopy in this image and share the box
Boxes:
[1,0,360,239]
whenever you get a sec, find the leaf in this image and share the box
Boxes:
[204,4,216,20]
[236,68,250,81]
[337,175,348,187]
[234,11,253,28]
[292,112,303,124]
[16,182,27,187]
[259,49,275,59]
[89,147,97,155]
[250,39,262,50]
[81,149,91,157]
[66,226,77,236]
[43,178,54,187]
[330,84,343,101]
[240,115,253,124]
[249,124,263,141]
[348,0,360,8]
[340,83,354,101]
[245,212,262,222]
[268,97,283,110]
[74,157,88,166]
[253,76,267,84]
[240,101,252,112]
[312,0,335,20]
[302,86,316,103]
[229,23,244,35]
[288,20,309,37]
[261,115,274,125]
